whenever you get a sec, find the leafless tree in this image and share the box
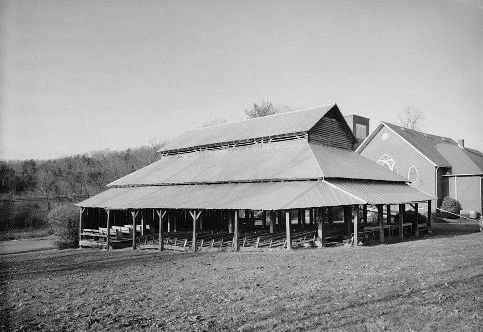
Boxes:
[245,100,278,118]
[245,100,295,119]
[398,106,425,130]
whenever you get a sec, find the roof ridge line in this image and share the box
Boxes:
[186,103,336,132]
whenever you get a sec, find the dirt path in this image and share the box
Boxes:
[0,236,55,255]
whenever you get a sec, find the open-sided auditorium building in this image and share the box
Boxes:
[77,104,434,251]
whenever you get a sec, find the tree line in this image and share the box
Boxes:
[0,144,165,231]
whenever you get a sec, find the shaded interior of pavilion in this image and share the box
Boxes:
[79,201,433,251]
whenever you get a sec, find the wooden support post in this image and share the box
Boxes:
[199,212,203,231]
[167,211,171,233]
[173,210,179,232]
[269,211,275,234]
[233,210,239,251]
[141,212,145,236]
[156,210,166,251]
[262,211,266,228]
[79,207,84,246]
[353,205,359,246]
[228,211,233,233]
[285,210,292,250]
[386,205,391,224]
[131,210,139,249]
[399,204,405,240]
[328,207,333,224]
[377,204,384,243]
[300,209,305,229]
[362,205,368,224]
[344,206,352,235]
[415,203,419,237]
[317,208,327,247]
[190,210,202,251]
[106,209,111,250]
[427,200,432,233]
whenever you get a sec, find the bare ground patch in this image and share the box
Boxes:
[0,224,482,331]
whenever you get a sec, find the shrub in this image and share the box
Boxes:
[440,196,461,219]
[48,204,79,249]
[432,212,447,223]
[394,210,427,224]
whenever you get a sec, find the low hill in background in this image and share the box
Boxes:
[0,143,165,235]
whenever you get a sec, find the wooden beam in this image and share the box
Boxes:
[106,209,111,250]
[399,204,405,240]
[363,205,368,224]
[415,203,419,237]
[377,204,384,243]
[344,206,352,236]
[189,210,201,251]
[156,210,166,251]
[79,207,84,247]
[233,210,239,251]
[261,211,267,228]
[228,211,233,233]
[300,209,305,230]
[285,210,292,250]
[427,200,432,233]
[317,207,327,247]
[131,210,139,249]
[269,211,275,234]
[141,211,145,236]
[167,211,171,233]
[386,205,391,224]
[173,210,177,232]
[353,205,359,246]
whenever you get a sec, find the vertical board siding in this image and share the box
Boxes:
[308,117,354,150]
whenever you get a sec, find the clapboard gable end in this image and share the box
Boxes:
[308,105,357,150]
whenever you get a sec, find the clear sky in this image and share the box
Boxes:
[1,0,482,160]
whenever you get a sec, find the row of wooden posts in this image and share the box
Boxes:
[79,200,432,251]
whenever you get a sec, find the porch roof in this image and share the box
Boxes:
[77,180,433,210]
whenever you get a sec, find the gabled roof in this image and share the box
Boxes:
[436,144,483,174]
[357,122,456,167]
[464,147,483,172]
[159,104,354,153]
[109,140,406,187]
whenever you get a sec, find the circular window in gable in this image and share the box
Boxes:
[381,132,389,141]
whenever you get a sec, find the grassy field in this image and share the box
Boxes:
[1,221,481,331]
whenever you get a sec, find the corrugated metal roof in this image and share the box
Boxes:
[310,144,406,182]
[110,140,323,186]
[109,141,405,187]
[332,181,435,205]
[77,180,365,210]
[381,122,455,167]
[160,104,336,152]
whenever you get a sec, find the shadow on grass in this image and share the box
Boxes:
[1,249,218,280]
[238,272,482,331]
